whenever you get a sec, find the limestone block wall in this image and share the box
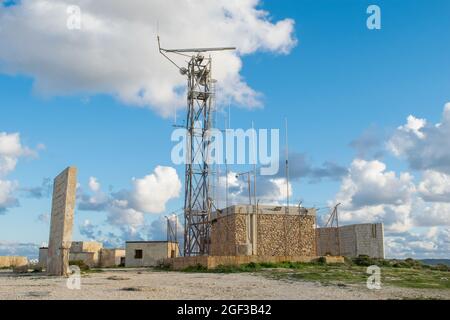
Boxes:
[316,223,384,258]
[0,256,28,268]
[70,241,103,254]
[257,214,316,256]
[210,205,317,257]
[99,249,126,267]
[69,252,97,267]
[354,223,384,258]
[210,211,244,256]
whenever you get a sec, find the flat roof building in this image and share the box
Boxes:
[210,205,317,257]
[125,241,179,267]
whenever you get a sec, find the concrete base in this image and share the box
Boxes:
[164,255,345,270]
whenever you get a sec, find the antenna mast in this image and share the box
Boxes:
[158,37,236,256]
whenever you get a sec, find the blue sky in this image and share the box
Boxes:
[0,0,449,258]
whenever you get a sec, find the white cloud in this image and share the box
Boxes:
[330,105,450,256]
[341,159,415,208]
[78,166,182,244]
[385,227,450,259]
[216,171,293,207]
[388,103,450,174]
[412,199,450,227]
[130,166,181,214]
[418,170,450,202]
[0,180,19,213]
[0,0,297,117]
[88,176,100,193]
[0,131,39,213]
[0,132,36,176]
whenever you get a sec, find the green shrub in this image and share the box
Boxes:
[432,264,450,272]
[352,255,376,266]
[182,264,207,272]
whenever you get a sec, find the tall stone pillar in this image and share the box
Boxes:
[47,167,77,276]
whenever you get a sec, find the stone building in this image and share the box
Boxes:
[125,241,179,267]
[39,241,125,268]
[316,223,384,258]
[210,205,317,257]
[99,248,126,267]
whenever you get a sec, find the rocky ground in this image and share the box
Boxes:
[0,268,449,300]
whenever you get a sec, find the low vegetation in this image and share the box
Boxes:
[177,257,450,290]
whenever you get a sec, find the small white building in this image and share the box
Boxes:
[125,241,179,267]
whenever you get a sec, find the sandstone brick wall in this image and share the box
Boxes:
[0,256,28,268]
[210,214,237,256]
[257,214,316,256]
[210,205,316,257]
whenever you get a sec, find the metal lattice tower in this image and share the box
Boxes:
[158,37,235,256]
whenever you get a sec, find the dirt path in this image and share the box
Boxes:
[0,269,448,300]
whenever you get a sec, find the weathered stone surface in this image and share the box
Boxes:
[47,167,77,276]
[99,249,126,267]
[210,205,317,257]
[316,223,384,258]
[0,256,28,268]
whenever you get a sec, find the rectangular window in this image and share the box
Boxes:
[134,249,143,259]
[372,225,377,238]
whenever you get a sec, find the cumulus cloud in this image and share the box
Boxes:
[129,166,181,213]
[88,177,100,193]
[336,160,415,208]
[0,0,297,117]
[332,158,450,234]
[385,227,450,259]
[0,180,19,213]
[216,171,292,207]
[388,103,450,174]
[0,132,37,176]
[331,104,450,242]
[417,170,450,203]
[0,131,39,213]
[78,167,182,244]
